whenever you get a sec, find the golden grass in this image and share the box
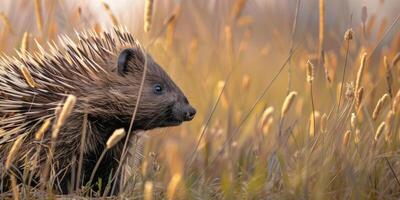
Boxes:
[5,136,24,170]
[34,118,51,141]
[144,0,154,33]
[106,128,126,149]
[0,12,13,33]
[320,113,328,133]
[355,86,364,112]
[372,93,390,121]
[319,0,325,63]
[52,94,76,139]
[306,60,314,83]
[375,122,386,141]
[89,128,126,186]
[143,181,153,200]
[342,130,351,147]
[355,52,368,94]
[165,5,181,49]
[1,0,400,199]
[20,32,29,53]
[281,91,297,118]
[230,0,247,22]
[34,0,43,33]
[361,6,368,37]
[101,0,119,26]
[10,173,19,200]
[259,106,274,130]
[166,173,182,200]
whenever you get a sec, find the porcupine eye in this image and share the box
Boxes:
[153,84,164,95]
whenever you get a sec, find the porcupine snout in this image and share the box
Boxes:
[183,104,196,121]
[172,97,196,122]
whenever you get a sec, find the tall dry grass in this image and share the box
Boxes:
[0,0,400,199]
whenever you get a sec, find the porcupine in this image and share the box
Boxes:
[0,27,196,195]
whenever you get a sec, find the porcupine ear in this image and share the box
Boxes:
[117,48,133,76]
[117,48,146,76]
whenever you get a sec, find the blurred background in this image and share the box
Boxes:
[1,0,400,198]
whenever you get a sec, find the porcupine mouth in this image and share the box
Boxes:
[160,118,183,127]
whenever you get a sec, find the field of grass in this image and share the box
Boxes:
[1,0,400,199]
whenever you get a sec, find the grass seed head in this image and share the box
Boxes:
[319,0,325,55]
[354,129,361,144]
[344,28,354,41]
[372,93,390,121]
[345,82,355,100]
[215,81,229,109]
[320,113,328,133]
[6,136,24,170]
[355,87,364,111]
[20,32,29,53]
[262,118,274,136]
[384,56,393,96]
[355,52,368,93]
[34,0,43,33]
[144,181,154,200]
[375,122,386,141]
[10,173,19,200]
[144,0,154,32]
[0,12,13,33]
[101,0,119,26]
[34,118,51,141]
[259,106,274,129]
[106,128,126,149]
[165,5,181,49]
[342,130,351,147]
[231,0,247,21]
[307,60,315,83]
[351,113,356,130]
[167,173,182,200]
[281,91,298,118]
[242,74,251,90]
[52,95,77,139]
[361,6,368,24]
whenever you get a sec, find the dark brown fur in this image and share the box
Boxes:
[0,28,195,195]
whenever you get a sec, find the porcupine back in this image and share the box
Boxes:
[0,27,138,143]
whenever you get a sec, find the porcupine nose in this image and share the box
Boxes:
[184,106,196,121]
